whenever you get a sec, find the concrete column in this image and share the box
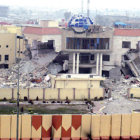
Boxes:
[96,53,99,75]
[76,53,80,74]
[73,53,76,74]
[100,53,103,76]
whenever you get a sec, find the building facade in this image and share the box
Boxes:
[61,26,113,76]
[23,27,62,52]
[61,27,140,77]
[112,28,140,66]
[0,33,25,68]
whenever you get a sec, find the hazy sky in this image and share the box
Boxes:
[0,0,140,10]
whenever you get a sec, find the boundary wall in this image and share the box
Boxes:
[0,88,105,100]
[128,88,140,98]
[0,113,139,140]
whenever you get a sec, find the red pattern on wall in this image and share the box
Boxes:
[72,115,82,130]
[32,116,42,130]
[52,115,62,130]
[42,127,51,138]
[2,114,140,140]
[61,127,71,138]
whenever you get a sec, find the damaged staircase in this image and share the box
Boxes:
[123,51,140,77]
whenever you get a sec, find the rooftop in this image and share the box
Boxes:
[0,22,11,25]
[54,74,105,80]
[23,27,62,35]
[114,28,140,36]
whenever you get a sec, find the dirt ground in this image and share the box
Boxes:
[96,77,140,114]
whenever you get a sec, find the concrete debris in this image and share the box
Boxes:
[0,50,63,88]
[63,60,69,71]
[109,67,122,80]
[44,75,50,82]
[94,76,140,114]
[47,63,63,75]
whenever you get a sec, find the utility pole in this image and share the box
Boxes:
[16,35,23,140]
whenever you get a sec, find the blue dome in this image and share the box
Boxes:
[68,15,93,29]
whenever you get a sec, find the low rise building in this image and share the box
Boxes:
[50,74,105,89]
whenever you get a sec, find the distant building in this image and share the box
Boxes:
[39,20,59,28]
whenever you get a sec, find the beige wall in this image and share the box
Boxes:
[128,88,140,98]
[24,33,62,52]
[14,88,28,99]
[0,113,139,139]
[45,88,58,100]
[0,87,104,100]
[0,33,25,68]
[90,88,104,99]
[75,89,89,100]
[16,37,26,59]
[0,33,16,67]
[54,77,104,89]
[0,25,22,35]
[24,33,42,46]
[60,88,73,100]
[39,20,59,27]
[42,35,62,52]
[0,88,12,99]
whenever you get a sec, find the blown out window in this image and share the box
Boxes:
[122,41,131,48]
[103,55,110,61]
[5,55,9,61]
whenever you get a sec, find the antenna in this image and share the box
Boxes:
[87,0,90,17]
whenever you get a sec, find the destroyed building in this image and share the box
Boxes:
[61,15,140,77]
[61,15,113,76]
[113,29,140,77]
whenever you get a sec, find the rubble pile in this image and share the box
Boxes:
[0,61,48,88]
[94,76,140,114]
[0,51,61,88]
